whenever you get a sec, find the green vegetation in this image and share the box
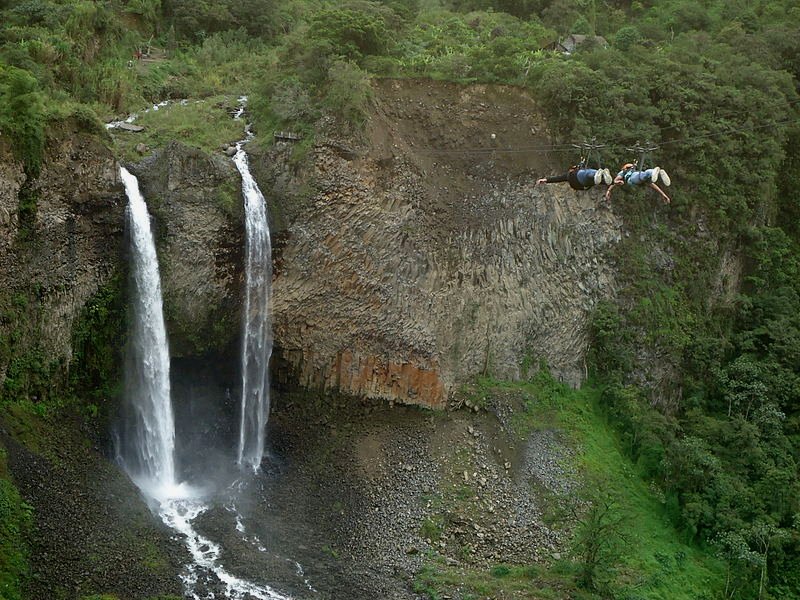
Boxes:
[68,275,127,428]
[0,64,45,176]
[590,229,800,598]
[0,448,31,600]
[112,96,245,161]
[0,276,125,597]
[81,596,181,600]
[443,373,723,600]
[1,273,125,423]
[415,561,569,599]
[0,288,62,409]
[1,1,799,598]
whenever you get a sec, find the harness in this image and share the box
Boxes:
[622,168,635,184]
[572,138,607,170]
[567,167,589,190]
[626,141,659,171]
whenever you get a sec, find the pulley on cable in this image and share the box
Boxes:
[625,140,660,171]
[573,137,607,171]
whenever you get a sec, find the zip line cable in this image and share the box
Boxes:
[413,113,800,157]
[412,93,800,156]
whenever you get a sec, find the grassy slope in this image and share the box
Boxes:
[559,384,721,599]
[416,374,722,600]
[112,94,245,161]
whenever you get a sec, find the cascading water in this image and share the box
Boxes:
[233,98,273,471]
[120,165,291,600]
[117,111,295,600]
[119,166,176,491]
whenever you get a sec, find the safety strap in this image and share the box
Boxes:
[626,141,659,171]
[572,137,606,170]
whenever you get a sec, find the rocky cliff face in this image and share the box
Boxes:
[259,80,623,408]
[0,130,244,393]
[130,142,243,358]
[1,81,624,411]
[0,125,123,384]
[0,141,25,276]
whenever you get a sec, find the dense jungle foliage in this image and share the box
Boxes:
[1,0,800,598]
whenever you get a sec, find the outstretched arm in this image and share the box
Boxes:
[648,182,671,204]
[605,177,624,202]
[537,172,569,185]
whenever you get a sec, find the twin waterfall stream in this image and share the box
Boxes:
[118,166,176,490]
[117,100,293,600]
[234,101,273,472]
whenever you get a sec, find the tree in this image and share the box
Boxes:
[572,490,627,591]
[309,7,391,60]
[717,356,768,420]
[714,530,760,599]
[124,0,162,34]
[749,520,786,600]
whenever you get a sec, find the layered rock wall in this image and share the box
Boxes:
[0,126,123,382]
[0,82,626,411]
[265,80,623,408]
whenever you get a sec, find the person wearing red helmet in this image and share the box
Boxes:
[605,163,671,204]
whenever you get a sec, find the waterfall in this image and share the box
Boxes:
[113,118,294,600]
[233,101,273,470]
[119,166,176,491]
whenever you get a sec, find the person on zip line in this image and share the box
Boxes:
[536,164,613,190]
[605,163,672,204]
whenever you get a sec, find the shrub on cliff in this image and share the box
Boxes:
[309,5,393,60]
[0,63,44,176]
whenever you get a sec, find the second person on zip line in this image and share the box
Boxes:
[605,163,672,204]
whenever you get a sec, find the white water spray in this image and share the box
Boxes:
[119,166,176,489]
[233,97,273,471]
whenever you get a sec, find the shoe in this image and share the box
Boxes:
[602,168,612,185]
[593,169,603,185]
[650,166,660,184]
[659,169,671,186]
